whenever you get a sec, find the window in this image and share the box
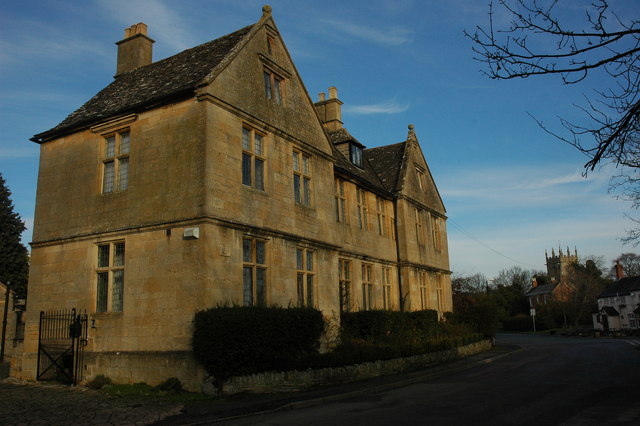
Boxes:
[436,274,444,314]
[382,267,392,310]
[96,241,125,312]
[296,248,315,307]
[102,131,130,193]
[264,70,283,104]
[376,197,388,236]
[243,237,267,306]
[356,188,369,230]
[416,167,427,190]
[362,264,374,310]
[267,35,275,55]
[415,208,424,245]
[335,178,347,222]
[293,150,311,206]
[431,214,443,251]
[350,144,363,168]
[339,259,352,313]
[242,127,265,190]
[419,271,428,310]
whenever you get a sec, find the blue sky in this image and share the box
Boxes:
[1,0,636,279]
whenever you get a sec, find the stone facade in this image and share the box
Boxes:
[21,7,452,390]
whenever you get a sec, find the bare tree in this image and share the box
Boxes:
[610,252,640,277]
[563,258,610,327]
[465,0,640,172]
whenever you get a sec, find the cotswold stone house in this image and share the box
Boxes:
[22,6,451,389]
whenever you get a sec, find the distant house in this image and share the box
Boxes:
[526,247,576,308]
[19,6,452,389]
[593,264,640,332]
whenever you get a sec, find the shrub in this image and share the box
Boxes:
[87,374,111,390]
[340,309,439,345]
[192,306,324,391]
[156,377,183,394]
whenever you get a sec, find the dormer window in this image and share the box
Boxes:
[349,144,363,168]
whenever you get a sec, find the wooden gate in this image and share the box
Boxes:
[37,309,87,385]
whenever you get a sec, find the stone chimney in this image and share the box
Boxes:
[615,261,625,280]
[115,23,154,77]
[314,86,343,131]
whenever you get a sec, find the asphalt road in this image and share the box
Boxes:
[219,334,640,426]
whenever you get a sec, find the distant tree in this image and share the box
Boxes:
[563,257,611,327]
[452,273,488,295]
[610,253,640,278]
[466,0,640,242]
[0,173,29,299]
[493,266,533,293]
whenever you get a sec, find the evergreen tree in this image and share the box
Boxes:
[0,173,29,299]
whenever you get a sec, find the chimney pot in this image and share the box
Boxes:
[328,86,338,99]
[318,92,326,102]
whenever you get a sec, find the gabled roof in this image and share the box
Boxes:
[600,306,619,316]
[32,24,255,143]
[598,276,640,298]
[526,283,557,296]
[365,142,406,192]
[329,130,388,194]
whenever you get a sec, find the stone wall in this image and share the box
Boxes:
[216,340,491,395]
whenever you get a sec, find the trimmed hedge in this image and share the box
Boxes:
[340,309,439,345]
[193,307,483,391]
[192,306,324,388]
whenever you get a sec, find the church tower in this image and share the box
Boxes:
[545,247,578,283]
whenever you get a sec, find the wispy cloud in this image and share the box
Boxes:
[96,0,195,53]
[318,19,412,46]
[0,26,110,68]
[345,100,410,115]
[0,147,38,159]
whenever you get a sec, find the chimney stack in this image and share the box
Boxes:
[115,23,154,77]
[615,261,624,280]
[532,277,538,288]
[314,86,343,131]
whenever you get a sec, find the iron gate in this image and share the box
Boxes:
[37,309,87,385]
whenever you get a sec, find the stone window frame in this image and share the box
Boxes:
[415,208,424,245]
[419,270,428,311]
[356,187,369,230]
[339,258,352,313]
[376,196,388,237]
[382,266,392,310]
[96,241,125,313]
[296,247,315,307]
[335,178,347,223]
[415,165,427,190]
[430,214,443,252]
[243,236,268,307]
[362,263,374,310]
[102,130,130,194]
[293,149,312,206]
[242,126,266,191]
[263,68,284,105]
[436,273,444,315]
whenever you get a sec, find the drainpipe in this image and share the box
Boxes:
[393,201,404,311]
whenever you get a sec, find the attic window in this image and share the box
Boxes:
[267,35,275,55]
[349,144,363,168]
[264,70,283,104]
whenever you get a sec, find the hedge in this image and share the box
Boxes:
[192,306,324,389]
